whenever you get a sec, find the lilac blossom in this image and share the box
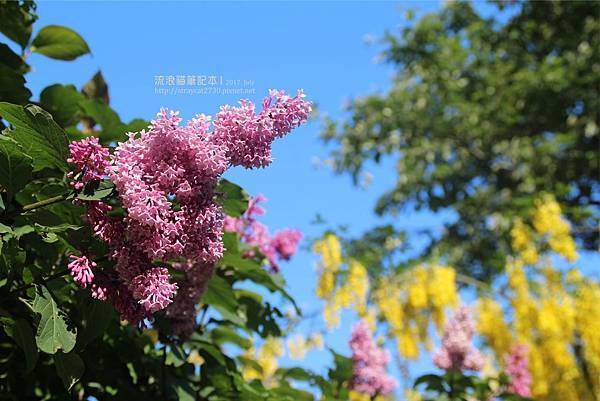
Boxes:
[349,320,397,397]
[433,305,485,372]
[505,343,532,397]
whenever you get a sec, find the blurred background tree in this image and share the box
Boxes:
[321,0,599,281]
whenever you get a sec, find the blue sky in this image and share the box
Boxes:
[18,0,600,396]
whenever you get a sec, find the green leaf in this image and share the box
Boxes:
[32,286,77,354]
[328,349,352,383]
[174,380,196,401]
[40,84,85,127]
[216,179,249,217]
[54,351,84,390]
[0,43,30,74]
[0,1,37,49]
[79,99,121,130]
[202,276,245,325]
[31,25,90,60]
[210,326,252,349]
[77,298,114,349]
[0,63,31,104]
[11,318,38,372]
[0,102,69,172]
[0,136,33,198]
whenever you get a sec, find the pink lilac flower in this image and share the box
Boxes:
[90,274,111,301]
[349,320,397,397]
[271,229,303,260]
[505,343,532,397]
[213,90,311,168]
[68,255,95,288]
[224,195,302,272]
[85,201,123,245]
[433,305,485,372]
[130,267,178,313]
[67,90,310,329]
[110,110,227,262]
[67,136,111,190]
[112,284,148,328]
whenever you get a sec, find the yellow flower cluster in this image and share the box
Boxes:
[374,264,459,359]
[510,219,539,265]
[313,235,459,361]
[241,337,284,386]
[314,234,342,300]
[314,234,371,329]
[286,333,324,360]
[477,196,599,401]
[480,262,600,400]
[532,196,578,262]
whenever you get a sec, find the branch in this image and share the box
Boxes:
[1,192,71,221]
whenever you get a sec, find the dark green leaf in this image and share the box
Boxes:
[54,351,84,390]
[40,84,85,127]
[203,276,245,325]
[216,179,249,217]
[9,318,38,372]
[77,298,114,349]
[0,102,69,171]
[0,1,37,49]
[0,63,31,104]
[0,135,33,198]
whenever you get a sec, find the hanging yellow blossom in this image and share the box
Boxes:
[286,333,325,360]
[532,196,578,262]
[242,337,284,386]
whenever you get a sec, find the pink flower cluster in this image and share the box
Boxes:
[67,255,95,288]
[505,343,532,397]
[223,195,302,272]
[349,320,397,397]
[66,90,311,329]
[433,305,485,372]
[213,89,311,168]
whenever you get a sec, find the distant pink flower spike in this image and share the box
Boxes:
[433,305,484,372]
[349,320,397,397]
[505,343,532,397]
[271,229,303,260]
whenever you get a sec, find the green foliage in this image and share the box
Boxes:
[321,1,599,281]
[414,371,531,401]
